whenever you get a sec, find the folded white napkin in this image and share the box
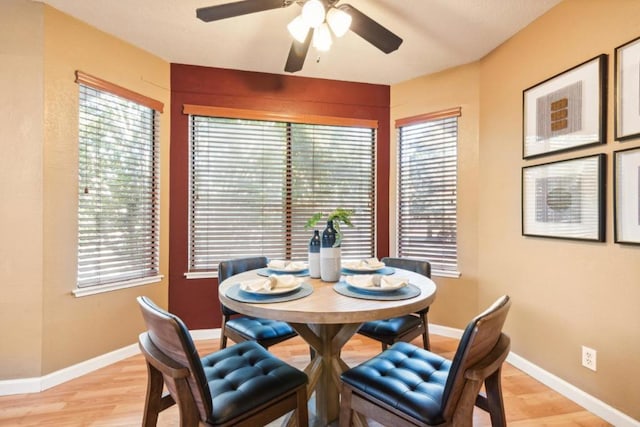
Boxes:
[268,260,307,271]
[239,277,272,292]
[343,257,386,270]
[345,274,408,289]
[365,258,386,269]
[240,274,303,292]
[268,260,287,269]
[269,274,303,289]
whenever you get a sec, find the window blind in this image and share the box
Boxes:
[397,114,459,275]
[77,84,160,288]
[189,115,376,273]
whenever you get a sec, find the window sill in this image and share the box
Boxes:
[432,270,461,279]
[72,275,164,298]
[184,271,217,280]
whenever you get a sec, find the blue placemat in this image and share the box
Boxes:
[226,282,313,304]
[256,268,309,277]
[333,281,420,300]
[341,266,395,275]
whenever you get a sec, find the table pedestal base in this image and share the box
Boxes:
[286,322,361,426]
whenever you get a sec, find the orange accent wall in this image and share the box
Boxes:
[170,64,391,328]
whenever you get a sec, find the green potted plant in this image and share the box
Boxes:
[306,208,354,281]
[305,208,354,247]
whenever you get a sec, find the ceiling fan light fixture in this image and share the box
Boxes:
[312,22,332,51]
[287,15,310,43]
[301,0,326,28]
[326,8,351,37]
[195,0,402,73]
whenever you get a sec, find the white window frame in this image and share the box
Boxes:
[183,105,378,277]
[74,71,164,296]
[395,107,461,278]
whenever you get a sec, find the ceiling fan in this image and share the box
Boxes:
[196,0,403,73]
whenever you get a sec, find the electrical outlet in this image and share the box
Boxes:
[582,346,597,371]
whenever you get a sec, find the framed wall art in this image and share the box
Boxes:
[523,54,607,159]
[615,36,640,141]
[522,154,605,241]
[614,146,640,244]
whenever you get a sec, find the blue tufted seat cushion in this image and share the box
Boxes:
[226,317,297,341]
[358,314,422,337]
[340,341,451,425]
[201,340,308,424]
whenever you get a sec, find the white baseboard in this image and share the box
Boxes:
[0,328,220,396]
[189,328,220,341]
[506,352,639,427]
[0,343,139,396]
[430,324,464,339]
[0,377,42,396]
[0,326,637,426]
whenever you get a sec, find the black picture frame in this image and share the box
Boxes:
[522,154,606,242]
[523,54,607,159]
[615,36,640,141]
[614,146,640,244]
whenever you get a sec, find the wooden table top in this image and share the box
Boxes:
[219,268,437,324]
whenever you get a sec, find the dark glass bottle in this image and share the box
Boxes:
[320,220,341,281]
[321,220,336,248]
[308,229,321,278]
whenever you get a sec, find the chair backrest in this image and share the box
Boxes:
[381,257,431,278]
[218,256,269,282]
[441,295,511,418]
[137,296,213,422]
[218,256,269,316]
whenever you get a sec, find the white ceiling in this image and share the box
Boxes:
[37,0,561,85]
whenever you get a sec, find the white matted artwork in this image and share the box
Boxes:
[615,36,640,141]
[522,154,605,241]
[614,146,640,244]
[523,55,607,159]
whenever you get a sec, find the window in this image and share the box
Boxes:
[396,108,460,277]
[75,72,163,294]
[187,108,376,274]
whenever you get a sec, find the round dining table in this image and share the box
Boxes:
[218,267,437,427]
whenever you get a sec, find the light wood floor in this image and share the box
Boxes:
[0,334,610,426]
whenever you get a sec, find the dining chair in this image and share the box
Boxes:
[136,296,309,427]
[357,257,432,350]
[218,256,298,349]
[339,295,511,427]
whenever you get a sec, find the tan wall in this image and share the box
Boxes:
[40,6,171,374]
[478,0,640,417]
[390,62,481,328]
[0,0,44,378]
[0,2,170,379]
[392,0,640,418]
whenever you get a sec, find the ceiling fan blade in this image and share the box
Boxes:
[338,4,403,54]
[197,0,291,22]
[284,29,313,73]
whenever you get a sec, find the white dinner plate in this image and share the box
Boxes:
[267,266,308,274]
[240,282,302,295]
[342,262,386,272]
[267,264,308,273]
[345,276,407,292]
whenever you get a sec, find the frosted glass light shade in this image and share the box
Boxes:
[313,22,332,51]
[287,16,309,43]
[327,8,351,37]
[301,0,325,28]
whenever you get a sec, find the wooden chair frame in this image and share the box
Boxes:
[357,257,431,350]
[341,296,511,427]
[340,333,510,427]
[137,296,308,427]
[218,256,298,350]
